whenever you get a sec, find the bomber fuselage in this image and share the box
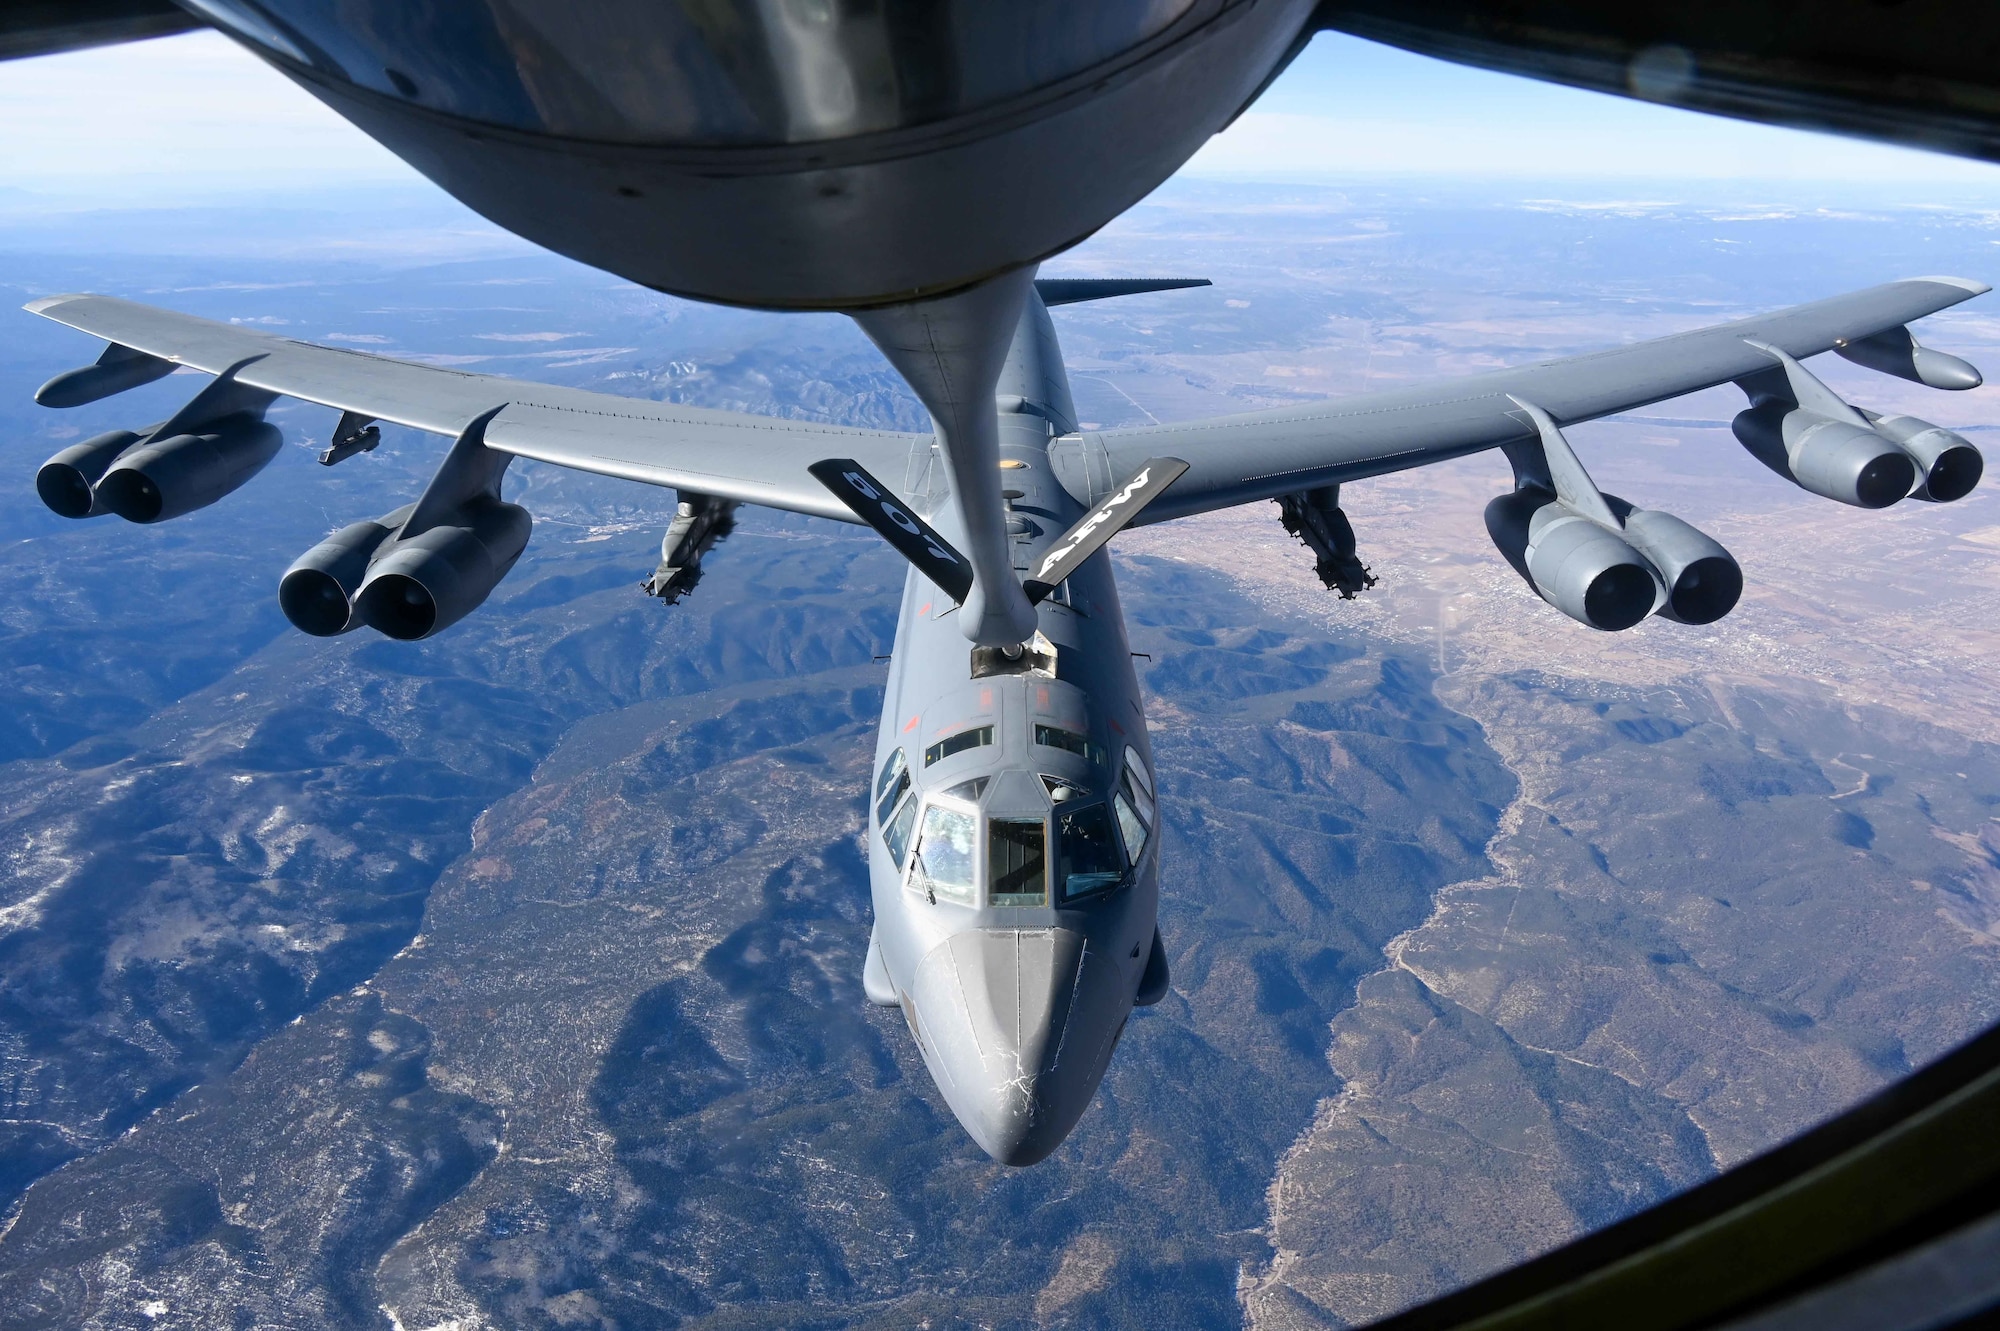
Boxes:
[863,292,1164,1165]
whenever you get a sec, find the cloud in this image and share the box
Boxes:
[0,30,413,198]
[1188,35,2000,186]
[1,25,1992,208]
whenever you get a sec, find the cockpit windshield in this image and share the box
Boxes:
[911,802,977,905]
[1055,802,1123,902]
[989,818,1048,907]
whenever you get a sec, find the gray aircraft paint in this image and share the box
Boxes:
[30,278,1985,532]
[175,0,1318,310]
[23,275,1991,1160]
[862,288,1161,1165]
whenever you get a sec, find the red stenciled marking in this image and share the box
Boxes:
[919,601,932,616]
[903,716,919,733]
[1110,718,1125,734]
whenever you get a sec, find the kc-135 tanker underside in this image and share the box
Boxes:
[22,270,1990,1161]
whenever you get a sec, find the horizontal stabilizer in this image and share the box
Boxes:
[1035,278,1210,307]
[809,459,974,604]
[1024,457,1188,603]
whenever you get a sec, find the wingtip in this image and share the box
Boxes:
[1904,275,1991,296]
[22,293,89,316]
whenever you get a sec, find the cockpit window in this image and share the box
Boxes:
[1124,748,1154,801]
[1055,802,1123,902]
[911,802,977,904]
[875,749,910,828]
[924,725,993,767]
[989,818,1048,907]
[1113,749,1156,865]
[876,747,906,801]
[1034,723,1105,768]
[875,748,916,866]
[883,796,917,867]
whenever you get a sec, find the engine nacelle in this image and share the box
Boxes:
[1485,489,1663,632]
[1731,404,1916,509]
[35,428,145,518]
[352,500,531,641]
[278,504,415,637]
[1609,500,1743,625]
[94,413,283,523]
[1863,413,1984,503]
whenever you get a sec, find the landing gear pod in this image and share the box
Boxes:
[353,500,531,641]
[1731,405,1916,509]
[35,428,144,518]
[94,414,283,523]
[1485,489,1662,632]
[278,505,414,637]
[1863,413,1984,503]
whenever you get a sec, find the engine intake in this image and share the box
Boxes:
[1486,488,1662,632]
[353,499,531,641]
[94,413,283,523]
[1609,499,1743,625]
[1862,413,1984,503]
[279,505,414,636]
[1731,404,1915,509]
[35,428,145,518]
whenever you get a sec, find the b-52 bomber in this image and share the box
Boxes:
[8,0,1997,1166]
[22,271,1988,1163]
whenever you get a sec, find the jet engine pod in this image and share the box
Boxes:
[1611,502,1743,625]
[1485,489,1663,632]
[35,428,144,518]
[1864,414,1984,503]
[353,500,531,641]
[1732,405,1915,509]
[94,413,283,523]
[279,504,414,637]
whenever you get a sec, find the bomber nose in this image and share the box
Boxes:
[907,927,1131,1166]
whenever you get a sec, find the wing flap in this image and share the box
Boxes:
[24,293,928,522]
[1092,277,1989,523]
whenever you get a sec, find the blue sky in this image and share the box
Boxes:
[0,29,1994,202]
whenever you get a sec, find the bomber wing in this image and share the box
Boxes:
[1079,276,1989,524]
[25,293,929,523]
